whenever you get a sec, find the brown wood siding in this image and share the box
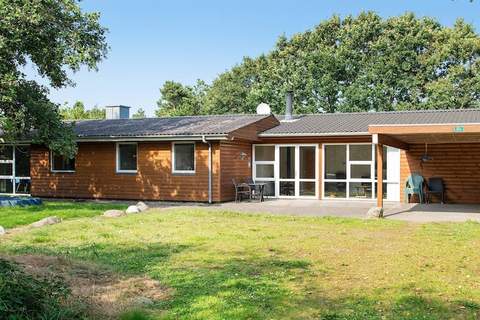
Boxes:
[219,140,253,201]
[401,143,480,204]
[31,141,221,202]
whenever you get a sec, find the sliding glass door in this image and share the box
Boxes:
[253,144,318,198]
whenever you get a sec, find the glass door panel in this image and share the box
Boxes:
[324,145,346,180]
[299,146,316,196]
[279,146,296,196]
[300,146,315,179]
[280,147,295,179]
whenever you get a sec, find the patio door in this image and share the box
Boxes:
[0,145,31,195]
[277,145,317,197]
[254,144,318,198]
[278,146,295,196]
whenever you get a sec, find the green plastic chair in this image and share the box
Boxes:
[405,173,424,203]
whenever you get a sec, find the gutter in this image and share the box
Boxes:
[202,135,213,204]
[76,134,229,142]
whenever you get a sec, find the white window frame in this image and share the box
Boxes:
[252,144,276,197]
[322,143,400,201]
[50,150,76,173]
[172,142,196,174]
[116,142,138,174]
[253,144,318,198]
[0,144,31,195]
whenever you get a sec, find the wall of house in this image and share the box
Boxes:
[218,140,253,201]
[401,143,480,204]
[30,141,221,202]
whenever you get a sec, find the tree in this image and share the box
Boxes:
[155,80,209,116]
[0,0,108,157]
[132,108,146,119]
[60,101,105,120]
[165,12,480,115]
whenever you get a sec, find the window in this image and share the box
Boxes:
[172,143,195,173]
[116,143,137,173]
[253,145,276,197]
[51,152,75,172]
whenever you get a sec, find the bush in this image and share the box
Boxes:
[0,258,86,319]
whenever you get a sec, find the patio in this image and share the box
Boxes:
[148,199,480,223]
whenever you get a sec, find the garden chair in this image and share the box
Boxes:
[425,177,445,204]
[405,173,425,203]
[232,178,251,202]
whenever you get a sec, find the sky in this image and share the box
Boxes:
[25,0,480,116]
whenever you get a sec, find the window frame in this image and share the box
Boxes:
[172,142,196,174]
[322,143,400,201]
[253,143,318,198]
[0,144,32,195]
[116,142,138,174]
[50,150,76,173]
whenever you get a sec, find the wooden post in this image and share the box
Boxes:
[376,143,384,208]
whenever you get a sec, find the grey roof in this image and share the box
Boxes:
[261,109,480,136]
[72,114,270,138]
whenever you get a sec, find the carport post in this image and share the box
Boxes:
[376,143,384,208]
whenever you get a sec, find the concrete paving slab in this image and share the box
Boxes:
[146,199,480,223]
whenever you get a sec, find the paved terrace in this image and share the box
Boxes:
[147,199,480,223]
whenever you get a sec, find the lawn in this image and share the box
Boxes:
[0,201,126,228]
[2,208,480,319]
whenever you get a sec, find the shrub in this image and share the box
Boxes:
[0,258,86,319]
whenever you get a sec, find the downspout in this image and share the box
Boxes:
[202,135,212,204]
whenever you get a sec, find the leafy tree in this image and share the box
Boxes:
[164,12,480,115]
[0,0,108,157]
[155,80,209,116]
[132,108,146,118]
[60,101,105,120]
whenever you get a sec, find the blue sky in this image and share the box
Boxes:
[28,0,480,116]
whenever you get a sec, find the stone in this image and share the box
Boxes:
[0,226,5,235]
[103,210,126,218]
[136,201,149,212]
[126,205,140,214]
[134,296,154,306]
[31,216,61,228]
[366,207,384,219]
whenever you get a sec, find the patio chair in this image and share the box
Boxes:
[405,173,425,203]
[232,178,251,202]
[425,177,445,204]
[245,177,265,201]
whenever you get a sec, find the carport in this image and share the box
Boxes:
[370,123,480,209]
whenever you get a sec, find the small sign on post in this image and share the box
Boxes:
[453,126,465,133]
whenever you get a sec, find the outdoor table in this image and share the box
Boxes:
[248,183,265,202]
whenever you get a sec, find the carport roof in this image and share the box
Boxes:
[261,109,480,136]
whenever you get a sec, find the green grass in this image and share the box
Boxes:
[2,208,480,319]
[0,201,126,228]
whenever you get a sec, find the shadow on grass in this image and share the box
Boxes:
[6,243,480,320]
